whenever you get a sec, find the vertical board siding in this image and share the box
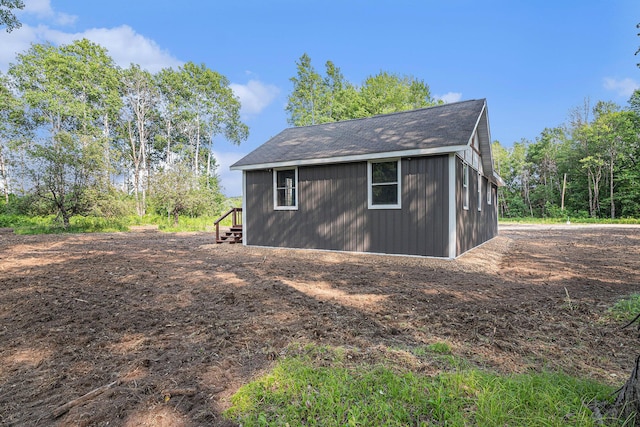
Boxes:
[455,157,499,256]
[246,155,451,257]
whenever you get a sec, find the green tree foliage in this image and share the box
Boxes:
[119,64,159,216]
[286,53,438,127]
[29,131,104,227]
[150,161,224,225]
[0,0,24,32]
[0,71,27,203]
[2,39,245,224]
[359,71,436,116]
[8,40,121,226]
[629,89,640,115]
[495,99,640,219]
[155,63,248,172]
[285,53,327,126]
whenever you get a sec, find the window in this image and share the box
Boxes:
[274,168,297,210]
[487,184,492,205]
[462,164,469,210]
[368,160,401,209]
[477,173,482,211]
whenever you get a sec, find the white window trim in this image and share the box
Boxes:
[477,172,482,212]
[462,163,469,210]
[368,159,401,209]
[487,184,492,205]
[273,167,298,210]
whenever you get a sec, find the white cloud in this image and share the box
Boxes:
[213,151,246,196]
[61,25,182,72]
[0,24,181,73]
[603,77,639,98]
[230,80,280,116]
[21,0,77,26]
[435,92,463,104]
[0,24,40,69]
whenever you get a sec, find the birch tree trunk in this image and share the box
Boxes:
[0,146,9,203]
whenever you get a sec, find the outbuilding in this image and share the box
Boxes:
[230,99,501,258]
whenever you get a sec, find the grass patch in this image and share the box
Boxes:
[607,294,640,323]
[0,213,231,234]
[2,214,129,234]
[225,344,615,426]
[499,217,640,225]
[426,342,452,354]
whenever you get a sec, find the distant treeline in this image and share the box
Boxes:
[493,97,640,219]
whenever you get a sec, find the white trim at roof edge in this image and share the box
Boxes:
[466,100,487,147]
[465,100,501,186]
[230,145,469,171]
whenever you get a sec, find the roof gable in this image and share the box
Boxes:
[232,99,493,177]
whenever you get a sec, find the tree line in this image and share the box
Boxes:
[494,97,640,220]
[0,39,247,226]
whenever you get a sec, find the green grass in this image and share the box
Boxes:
[607,294,640,323]
[224,344,616,426]
[426,341,452,354]
[0,213,233,234]
[499,217,640,225]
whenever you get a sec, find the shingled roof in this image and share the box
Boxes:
[231,98,492,174]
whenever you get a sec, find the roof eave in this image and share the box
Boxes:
[230,145,469,171]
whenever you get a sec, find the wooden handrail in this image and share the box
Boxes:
[214,207,242,242]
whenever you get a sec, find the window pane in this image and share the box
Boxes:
[372,184,398,205]
[372,162,397,184]
[277,188,296,206]
[277,169,295,188]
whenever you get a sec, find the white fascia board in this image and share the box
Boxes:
[467,100,487,147]
[229,145,469,171]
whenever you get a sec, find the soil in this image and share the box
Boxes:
[1,224,639,426]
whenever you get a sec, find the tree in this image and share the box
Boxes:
[178,62,247,176]
[286,53,327,126]
[8,40,121,226]
[323,60,361,122]
[636,22,640,68]
[119,64,159,216]
[591,108,638,218]
[0,71,27,203]
[0,0,24,32]
[629,89,640,115]
[359,71,436,116]
[286,54,439,127]
[150,161,223,225]
[29,132,104,227]
[155,62,247,175]
[155,67,185,164]
[525,127,564,217]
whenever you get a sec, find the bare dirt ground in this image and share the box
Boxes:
[1,224,639,426]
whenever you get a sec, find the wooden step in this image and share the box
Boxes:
[216,226,243,244]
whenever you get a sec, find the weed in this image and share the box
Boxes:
[607,294,640,323]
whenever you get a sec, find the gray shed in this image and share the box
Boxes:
[230,99,501,258]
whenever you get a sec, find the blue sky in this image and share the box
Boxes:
[1,0,639,196]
